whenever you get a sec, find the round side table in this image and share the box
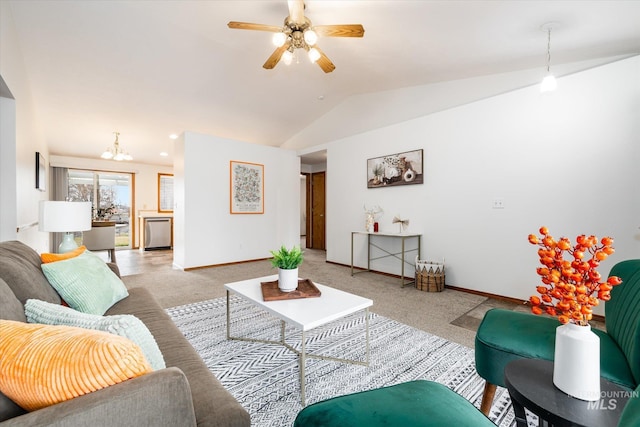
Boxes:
[504,359,629,427]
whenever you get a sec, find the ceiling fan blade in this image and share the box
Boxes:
[314,24,365,37]
[313,46,336,73]
[263,42,291,70]
[227,21,282,32]
[287,0,305,24]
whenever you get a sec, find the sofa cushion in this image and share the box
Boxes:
[41,251,128,315]
[40,245,86,263]
[0,278,26,322]
[25,299,165,370]
[0,320,152,411]
[0,240,61,305]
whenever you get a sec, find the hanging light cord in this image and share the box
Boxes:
[546,28,552,73]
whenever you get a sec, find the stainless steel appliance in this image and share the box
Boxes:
[144,217,172,250]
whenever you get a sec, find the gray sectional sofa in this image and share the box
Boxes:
[0,240,250,427]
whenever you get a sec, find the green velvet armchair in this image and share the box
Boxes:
[475,259,640,415]
[293,380,640,426]
[293,380,495,427]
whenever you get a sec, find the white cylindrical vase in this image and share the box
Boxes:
[553,322,600,401]
[278,268,299,292]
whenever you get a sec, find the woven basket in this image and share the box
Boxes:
[415,259,445,292]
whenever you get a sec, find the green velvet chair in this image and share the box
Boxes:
[292,361,640,427]
[618,384,640,427]
[475,259,640,415]
[293,380,495,427]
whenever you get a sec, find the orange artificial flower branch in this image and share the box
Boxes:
[528,226,622,326]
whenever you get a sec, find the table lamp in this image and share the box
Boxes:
[39,201,92,253]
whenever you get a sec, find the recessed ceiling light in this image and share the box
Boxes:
[160,152,169,157]
[169,134,178,139]
[317,95,325,101]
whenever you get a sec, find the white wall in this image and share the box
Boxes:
[50,155,172,248]
[173,132,300,269]
[0,95,17,242]
[0,2,49,252]
[325,56,640,310]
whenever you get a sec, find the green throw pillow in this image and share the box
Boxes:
[24,299,165,371]
[41,251,128,315]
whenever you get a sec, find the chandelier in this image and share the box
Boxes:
[272,17,320,65]
[101,132,133,161]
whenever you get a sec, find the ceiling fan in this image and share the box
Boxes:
[228,0,365,73]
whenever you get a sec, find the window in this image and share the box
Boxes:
[158,173,174,213]
[68,170,133,248]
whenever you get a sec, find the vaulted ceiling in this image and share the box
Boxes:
[5,1,640,166]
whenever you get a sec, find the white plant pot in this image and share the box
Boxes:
[278,268,299,292]
[553,322,600,401]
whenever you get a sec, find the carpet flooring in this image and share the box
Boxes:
[167,295,517,427]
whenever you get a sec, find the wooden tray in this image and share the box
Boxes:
[260,279,321,301]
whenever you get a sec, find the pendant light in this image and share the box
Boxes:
[540,23,558,93]
[101,132,133,161]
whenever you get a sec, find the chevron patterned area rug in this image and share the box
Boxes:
[167,296,517,426]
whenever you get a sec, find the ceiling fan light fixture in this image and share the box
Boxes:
[272,32,287,47]
[308,47,320,63]
[228,0,364,73]
[303,29,317,46]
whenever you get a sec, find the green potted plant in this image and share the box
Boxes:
[270,245,303,292]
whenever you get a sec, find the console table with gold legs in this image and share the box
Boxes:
[350,231,422,287]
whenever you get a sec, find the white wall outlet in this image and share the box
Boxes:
[492,198,505,209]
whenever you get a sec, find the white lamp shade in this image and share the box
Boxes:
[272,32,287,47]
[308,47,321,63]
[39,201,92,232]
[282,50,293,65]
[303,29,318,46]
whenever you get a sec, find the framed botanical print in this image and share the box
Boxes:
[230,161,264,214]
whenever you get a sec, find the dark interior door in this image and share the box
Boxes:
[309,172,326,250]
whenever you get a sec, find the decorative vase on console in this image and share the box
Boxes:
[527,227,623,401]
[363,205,383,233]
[365,214,374,233]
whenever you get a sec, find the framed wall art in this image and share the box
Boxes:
[230,160,264,214]
[367,149,423,188]
[35,152,46,191]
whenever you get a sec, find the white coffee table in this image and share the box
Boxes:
[224,274,373,405]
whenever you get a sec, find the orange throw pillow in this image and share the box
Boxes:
[0,320,152,411]
[40,246,86,263]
